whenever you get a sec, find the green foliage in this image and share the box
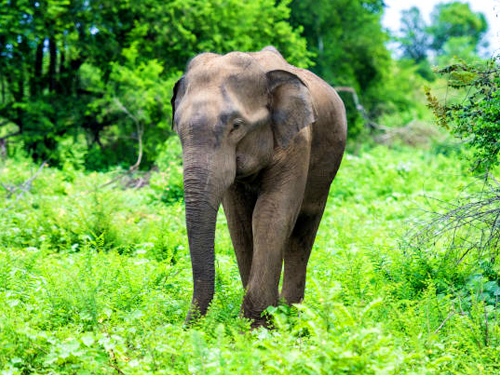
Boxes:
[375,59,430,119]
[1,3,498,370]
[437,36,481,66]
[0,0,311,169]
[289,0,391,131]
[151,137,184,205]
[126,0,313,69]
[426,57,500,171]
[396,2,487,77]
[3,144,500,373]
[85,45,178,169]
[429,2,488,54]
[398,7,430,63]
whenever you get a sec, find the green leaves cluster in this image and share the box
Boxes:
[0,0,311,168]
[426,57,500,171]
[429,2,488,54]
[1,0,461,164]
[398,2,488,77]
[125,0,313,69]
[288,0,391,135]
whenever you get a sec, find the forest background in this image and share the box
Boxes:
[0,0,493,168]
[1,0,500,374]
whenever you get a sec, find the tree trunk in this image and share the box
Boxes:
[0,138,6,159]
[59,47,66,94]
[31,38,44,97]
[0,69,5,104]
[48,36,57,92]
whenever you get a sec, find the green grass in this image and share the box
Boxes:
[1,142,500,374]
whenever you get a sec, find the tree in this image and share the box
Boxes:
[0,0,128,161]
[399,7,430,63]
[420,57,500,271]
[0,0,311,168]
[289,0,391,136]
[396,2,488,79]
[125,0,312,69]
[437,36,480,66]
[429,2,488,54]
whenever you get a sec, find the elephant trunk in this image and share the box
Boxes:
[182,150,235,323]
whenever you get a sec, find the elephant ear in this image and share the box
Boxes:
[266,70,316,149]
[171,76,185,130]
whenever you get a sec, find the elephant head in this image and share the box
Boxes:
[171,52,316,322]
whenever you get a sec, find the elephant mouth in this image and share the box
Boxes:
[235,155,267,181]
[235,173,259,184]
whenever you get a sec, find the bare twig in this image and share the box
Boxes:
[0,161,47,214]
[433,310,455,335]
[21,161,46,192]
[101,323,125,375]
[334,86,383,130]
[410,174,500,264]
[95,99,145,190]
[113,98,143,171]
[2,160,46,202]
[0,181,16,197]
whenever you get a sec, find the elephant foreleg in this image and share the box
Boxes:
[243,166,309,326]
[222,183,257,288]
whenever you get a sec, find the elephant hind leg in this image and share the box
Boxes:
[280,196,329,305]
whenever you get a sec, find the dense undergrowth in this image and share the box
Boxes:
[2,138,500,374]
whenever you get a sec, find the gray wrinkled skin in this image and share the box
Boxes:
[171,46,347,328]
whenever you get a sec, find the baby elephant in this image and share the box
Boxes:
[171,46,347,327]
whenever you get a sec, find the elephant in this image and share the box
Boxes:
[171,46,347,327]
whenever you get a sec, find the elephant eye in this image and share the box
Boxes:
[232,119,245,131]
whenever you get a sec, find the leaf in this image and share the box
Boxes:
[81,333,95,347]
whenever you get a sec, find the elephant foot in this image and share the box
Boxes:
[250,317,274,330]
[279,293,304,306]
[241,304,275,330]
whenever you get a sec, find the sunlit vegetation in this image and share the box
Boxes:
[1,0,499,373]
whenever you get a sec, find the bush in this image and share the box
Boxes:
[426,57,500,171]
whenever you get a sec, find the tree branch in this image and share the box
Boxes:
[334,86,385,130]
[113,97,143,171]
[95,99,145,190]
[1,161,47,210]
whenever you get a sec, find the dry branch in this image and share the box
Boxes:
[433,309,455,335]
[334,86,383,130]
[0,131,20,159]
[113,97,143,171]
[2,161,46,197]
[410,174,500,264]
[1,161,47,210]
[96,98,145,190]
